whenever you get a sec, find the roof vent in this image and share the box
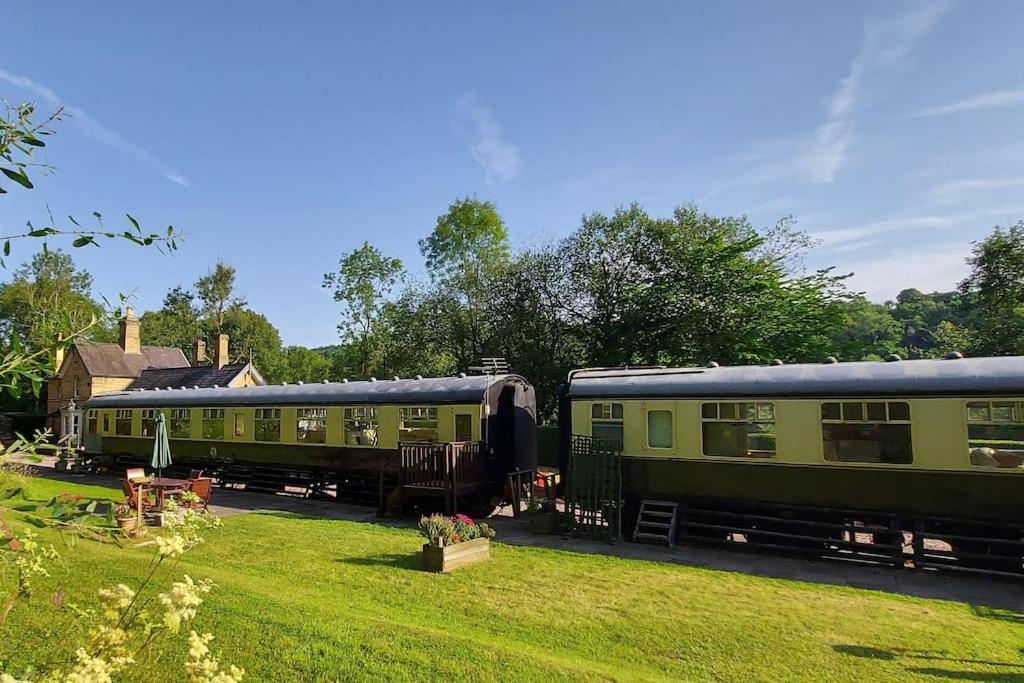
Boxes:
[180,386,187,390]
[167,387,174,391]
[212,384,219,389]
[369,377,377,382]
[458,372,467,378]
[154,387,161,391]
[770,359,784,366]
[322,379,329,384]
[944,351,964,360]
[706,362,719,368]
[281,382,289,386]
[393,376,400,381]
[297,381,304,385]
[823,356,838,364]
[884,354,902,362]
[342,378,349,383]
[415,374,423,380]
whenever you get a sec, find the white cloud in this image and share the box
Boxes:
[911,89,1024,118]
[843,242,969,301]
[0,67,190,187]
[799,2,949,183]
[451,93,521,183]
[926,176,1024,204]
[812,206,1024,250]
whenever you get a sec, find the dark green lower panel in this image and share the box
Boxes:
[621,457,1024,524]
[95,437,398,474]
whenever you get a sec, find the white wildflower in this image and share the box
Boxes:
[185,632,245,683]
[158,575,211,632]
[96,584,135,619]
[155,533,187,558]
[64,648,114,683]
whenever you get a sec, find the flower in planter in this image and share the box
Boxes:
[418,514,496,547]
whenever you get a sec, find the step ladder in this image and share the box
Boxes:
[633,500,679,547]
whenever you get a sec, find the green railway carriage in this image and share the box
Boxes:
[85,374,537,508]
[559,356,1024,571]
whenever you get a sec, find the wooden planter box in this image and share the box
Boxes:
[422,537,490,573]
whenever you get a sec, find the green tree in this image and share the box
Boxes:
[959,221,1024,355]
[219,307,284,381]
[139,287,203,360]
[278,346,334,384]
[195,260,245,335]
[830,297,902,360]
[418,197,511,368]
[322,242,403,377]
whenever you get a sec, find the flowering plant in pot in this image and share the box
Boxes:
[527,498,561,534]
[418,514,495,572]
[114,503,138,532]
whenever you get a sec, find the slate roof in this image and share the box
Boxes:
[86,374,528,408]
[566,356,1024,399]
[71,342,188,378]
[127,363,263,391]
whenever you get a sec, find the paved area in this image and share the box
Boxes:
[18,462,1024,612]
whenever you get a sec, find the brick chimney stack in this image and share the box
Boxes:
[118,307,141,354]
[193,339,207,367]
[214,333,229,369]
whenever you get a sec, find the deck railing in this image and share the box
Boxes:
[397,441,485,514]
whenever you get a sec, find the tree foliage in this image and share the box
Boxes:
[195,260,245,335]
[960,221,1024,356]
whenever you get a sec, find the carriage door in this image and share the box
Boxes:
[455,413,474,442]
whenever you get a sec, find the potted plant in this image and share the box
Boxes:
[527,498,561,535]
[419,513,495,573]
[114,503,138,532]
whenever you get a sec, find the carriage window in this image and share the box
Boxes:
[297,408,327,444]
[399,407,438,443]
[591,403,624,448]
[102,412,110,433]
[455,413,474,442]
[344,407,379,446]
[115,409,133,436]
[141,409,158,437]
[647,410,673,449]
[821,401,912,464]
[702,402,775,458]
[967,401,1024,470]
[254,408,281,442]
[170,409,191,438]
[87,410,98,435]
[233,412,245,437]
[202,408,225,440]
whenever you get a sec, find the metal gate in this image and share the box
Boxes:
[565,435,622,541]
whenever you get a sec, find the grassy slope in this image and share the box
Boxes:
[2,476,1022,682]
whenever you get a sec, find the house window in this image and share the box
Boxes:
[233,412,245,437]
[701,402,776,458]
[141,409,158,437]
[73,376,80,398]
[170,409,191,439]
[591,403,624,448]
[115,409,133,436]
[254,408,281,442]
[647,410,673,449]
[966,400,1024,469]
[296,408,327,444]
[344,407,378,446]
[201,408,224,440]
[399,407,438,443]
[455,413,474,442]
[87,410,98,435]
[821,401,912,464]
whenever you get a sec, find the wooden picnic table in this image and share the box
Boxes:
[144,476,191,510]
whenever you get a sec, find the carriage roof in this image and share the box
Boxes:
[86,374,528,408]
[566,356,1024,399]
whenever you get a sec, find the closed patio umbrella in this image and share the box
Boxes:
[151,413,172,478]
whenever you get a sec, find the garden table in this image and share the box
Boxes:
[147,476,191,510]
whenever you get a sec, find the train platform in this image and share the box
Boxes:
[14,457,1024,613]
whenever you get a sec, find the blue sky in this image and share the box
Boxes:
[2,1,1023,347]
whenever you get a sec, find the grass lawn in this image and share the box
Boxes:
[1,475,1023,682]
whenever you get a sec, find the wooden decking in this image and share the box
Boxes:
[398,441,485,515]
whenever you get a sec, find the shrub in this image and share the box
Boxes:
[418,514,495,547]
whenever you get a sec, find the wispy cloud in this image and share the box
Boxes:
[843,241,970,301]
[799,1,950,183]
[451,93,521,183]
[811,206,1024,251]
[911,89,1024,118]
[0,68,190,187]
[926,176,1024,204]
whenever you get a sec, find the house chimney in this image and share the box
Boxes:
[193,339,207,367]
[53,334,65,372]
[214,333,229,369]
[118,307,141,354]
